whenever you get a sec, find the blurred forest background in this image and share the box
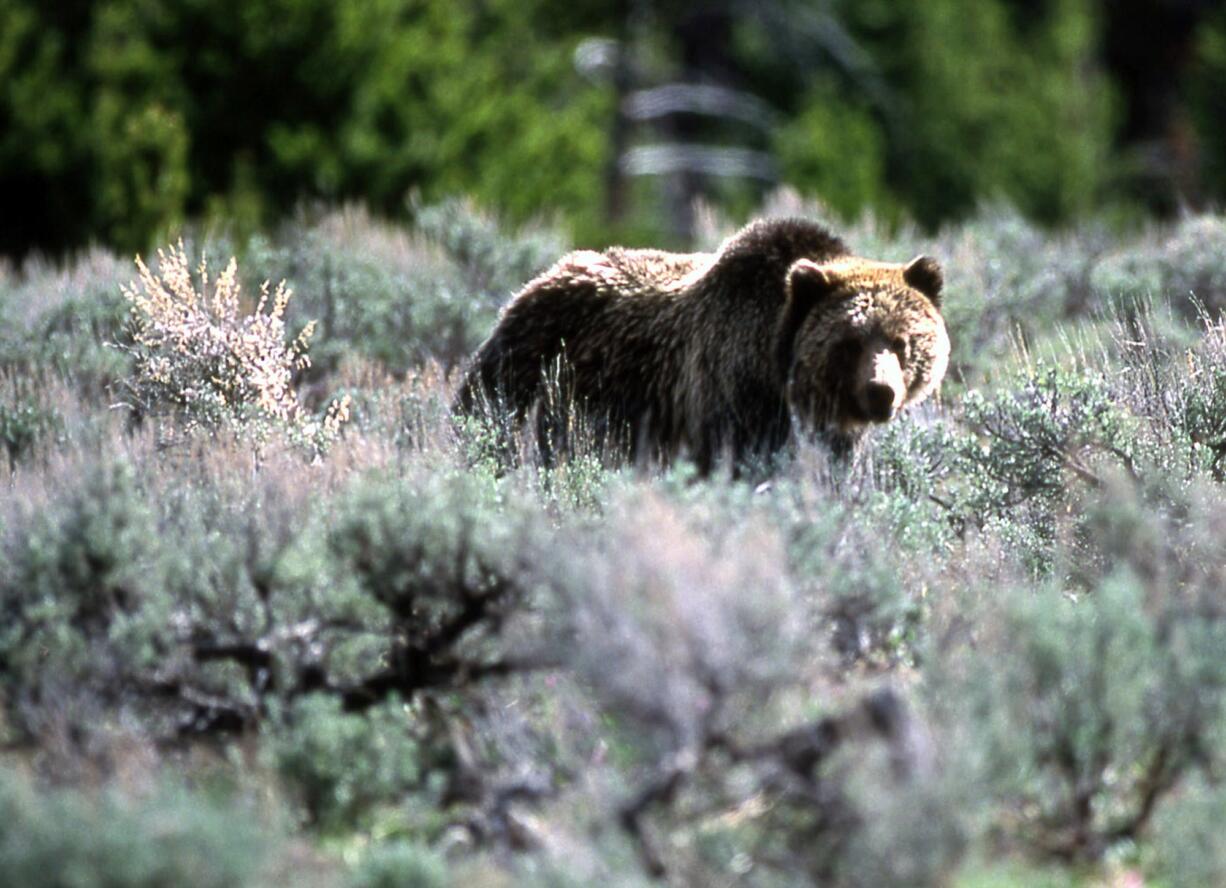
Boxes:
[5,0,1226,258]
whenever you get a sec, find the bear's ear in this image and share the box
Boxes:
[903,255,943,305]
[777,260,844,382]
[786,259,843,306]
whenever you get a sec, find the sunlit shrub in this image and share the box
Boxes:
[121,241,349,453]
[556,489,803,746]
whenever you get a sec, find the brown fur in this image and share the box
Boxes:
[454,218,949,471]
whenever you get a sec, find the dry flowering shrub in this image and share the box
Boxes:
[121,241,349,453]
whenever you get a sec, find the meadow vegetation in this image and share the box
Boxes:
[2,198,1226,886]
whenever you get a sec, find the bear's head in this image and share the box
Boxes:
[777,254,949,442]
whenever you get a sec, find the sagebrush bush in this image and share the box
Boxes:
[0,769,270,888]
[1091,215,1226,318]
[0,250,132,397]
[950,363,1138,571]
[414,198,565,305]
[532,486,964,885]
[121,241,349,453]
[934,208,1104,384]
[349,840,448,888]
[243,208,455,375]
[325,469,550,701]
[1173,318,1226,476]
[860,410,963,551]
[242,201,563,375]
[0,458,165,750]
[270,695,425,832]
[556,489,803,746]
[1148,777,1226,888]
[930,473,1226,863]
[0,446,552,781]
[0,376,62,466]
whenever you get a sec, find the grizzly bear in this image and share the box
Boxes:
[453,218,949,471]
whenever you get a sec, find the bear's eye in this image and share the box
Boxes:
[889,336,908,362]
[837,338,862,362]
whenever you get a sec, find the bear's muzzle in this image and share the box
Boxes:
[859,346,904,423]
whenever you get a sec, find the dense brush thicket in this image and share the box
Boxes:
[3,199,1226,886]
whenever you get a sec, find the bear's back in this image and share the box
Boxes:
[600,247,711,296]
[557,219,846,307]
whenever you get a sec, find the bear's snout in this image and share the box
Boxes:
[863,382,897,421]
[859,346,904,422]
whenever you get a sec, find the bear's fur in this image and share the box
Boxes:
[453,218,949,471]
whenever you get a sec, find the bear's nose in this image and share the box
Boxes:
[863,383,896,422]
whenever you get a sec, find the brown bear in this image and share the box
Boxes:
[453,218,949,471]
